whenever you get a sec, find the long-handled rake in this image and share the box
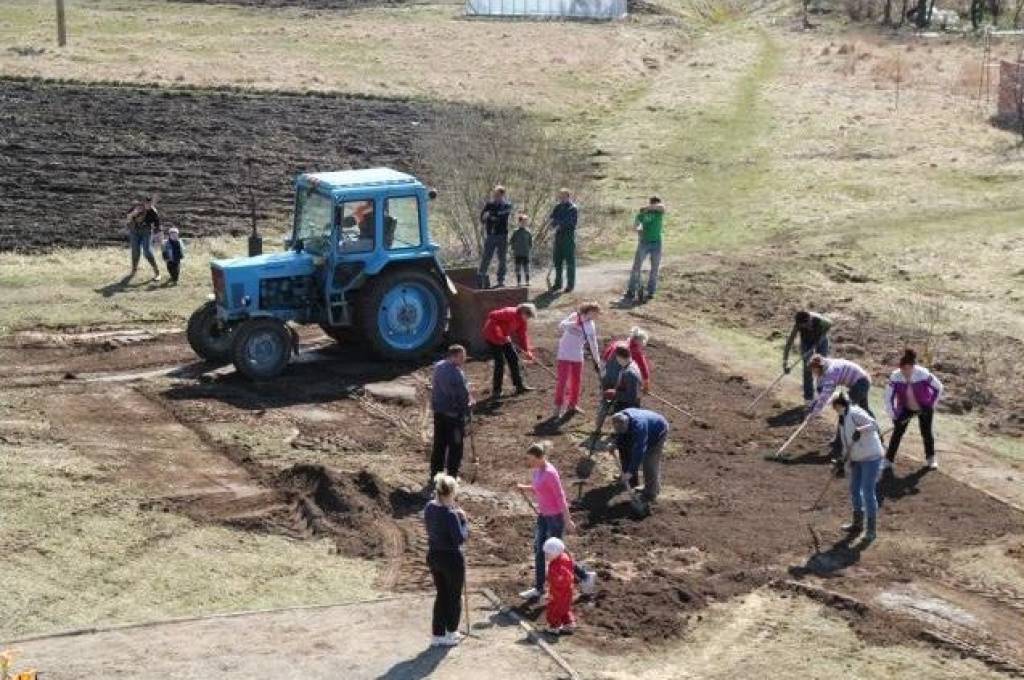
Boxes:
[646,390,695,420]
[747,349,814,412]
[763,416,812,461]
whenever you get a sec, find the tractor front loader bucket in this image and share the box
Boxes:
[445,267,528,355]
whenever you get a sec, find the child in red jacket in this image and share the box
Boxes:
[543,537,576,633]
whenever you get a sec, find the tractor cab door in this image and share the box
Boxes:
[327,196,378,325]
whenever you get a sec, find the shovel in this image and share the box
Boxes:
[763,416,812,461]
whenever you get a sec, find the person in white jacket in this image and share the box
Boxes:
[553,302,602,419]
[883,348,944,471]
[832,393,883,542]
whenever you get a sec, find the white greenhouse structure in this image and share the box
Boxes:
[465,0,627,20]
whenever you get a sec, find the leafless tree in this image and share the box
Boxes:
[414,108,597,264]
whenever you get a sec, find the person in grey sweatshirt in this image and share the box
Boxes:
[510,213,534,287]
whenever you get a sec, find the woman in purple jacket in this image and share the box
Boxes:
[883,349,944,471]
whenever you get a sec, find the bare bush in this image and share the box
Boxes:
[414,108,601,265]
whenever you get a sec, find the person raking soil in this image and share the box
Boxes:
[831,393,883,543]
[423,473,470,647]
[553,302,602,420]
[482,303,537,400]
[594,344,645,432]
[883,348,944,472]
[807,355,875,470]
[782,310,833,407]
[517,441,596,601]
[429,344,473,487]
[611,408,669,504]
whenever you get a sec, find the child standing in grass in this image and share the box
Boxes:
[162,227,185,284]
[510,213,534,287]
[542,537,577,634]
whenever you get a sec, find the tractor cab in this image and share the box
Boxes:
[187,168,454,380]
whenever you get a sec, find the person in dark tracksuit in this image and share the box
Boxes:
[430,345,472,485]
[161,227,185,284]
[478,185,513,288]
[549,188,578,292]
[125,197,162,282]
[510,213,534,287]
[782,310,833,406]
[423,473,469,647]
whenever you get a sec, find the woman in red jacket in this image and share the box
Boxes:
[483,303,537,399]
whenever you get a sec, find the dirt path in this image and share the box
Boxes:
[11,594,563,680]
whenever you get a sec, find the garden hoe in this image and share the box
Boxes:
[467,413,480,484]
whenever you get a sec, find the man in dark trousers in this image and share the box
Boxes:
[430,344,473,485]
[611,408,668,503]
[549,188,578,293]
[125,196,161,282]
[782,310,833,407]
[478,185,513,288]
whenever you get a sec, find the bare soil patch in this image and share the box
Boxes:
[5,320,1023,657]
[657,251,1024,438]
[0,79,466,251]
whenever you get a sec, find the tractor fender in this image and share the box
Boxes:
[370,256,456,297]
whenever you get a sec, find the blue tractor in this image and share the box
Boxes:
[186,168,460,380]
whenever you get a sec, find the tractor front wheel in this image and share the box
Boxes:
[358,268,447,361]
[187,301,234,364]
[231,318,293,380]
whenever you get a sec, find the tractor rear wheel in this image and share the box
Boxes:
[187,301,234,364]
[231,318,293,380]
[358,268,447,361]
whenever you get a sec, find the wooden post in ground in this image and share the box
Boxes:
[56,0,67,47]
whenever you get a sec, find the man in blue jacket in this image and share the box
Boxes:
[610,408,668,502]
[430,344,473,485]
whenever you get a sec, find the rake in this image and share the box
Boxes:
[763,416,812,461]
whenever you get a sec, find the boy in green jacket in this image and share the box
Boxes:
[625,197,665,303]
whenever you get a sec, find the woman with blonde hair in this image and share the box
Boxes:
[423,473,469,647]
[553,301,601,419]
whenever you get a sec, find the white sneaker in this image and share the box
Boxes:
[151,273,161,283]
[437,631,463,646]
[581,570,597,595]
[880,459,892,471]
[430,635,446,647]
[926,457,938,470]
[519,587,542,600]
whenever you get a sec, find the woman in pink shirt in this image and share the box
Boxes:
[516,442,596,600]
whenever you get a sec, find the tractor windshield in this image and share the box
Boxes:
[293,190,334,255]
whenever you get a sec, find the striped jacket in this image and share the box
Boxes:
[810,358,870,416]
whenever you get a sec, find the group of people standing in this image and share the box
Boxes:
[476,186,578,291]
[784,310,945,541]
[424,302,668,645]
[475,186,669,303]
[124,197,185,284]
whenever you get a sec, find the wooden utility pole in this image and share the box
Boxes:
[56,0,67,47]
